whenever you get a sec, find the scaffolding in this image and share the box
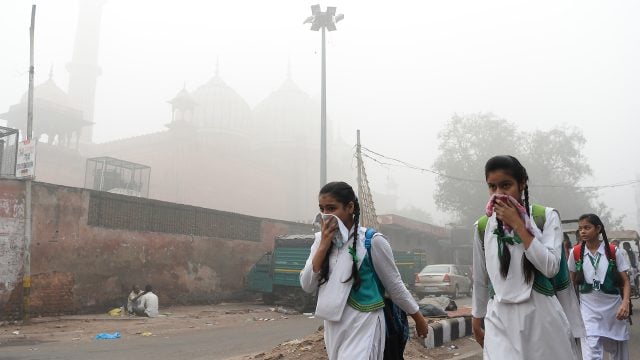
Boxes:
[356,130,379,229]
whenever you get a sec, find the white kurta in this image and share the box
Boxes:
[300,226,419,360]
[139,292,159,318]
[567,243,630,341]
[472,207,579,360]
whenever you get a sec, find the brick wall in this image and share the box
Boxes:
[1,180,312,319]
[0,180,25,321]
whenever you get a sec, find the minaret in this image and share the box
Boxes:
[66,0,106,143]
[167,83,197,126]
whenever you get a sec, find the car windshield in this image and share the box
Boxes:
[421,265,450,274]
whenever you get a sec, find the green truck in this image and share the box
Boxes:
[246,234,427,312]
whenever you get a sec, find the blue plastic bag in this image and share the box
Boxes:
[95,332,121,340]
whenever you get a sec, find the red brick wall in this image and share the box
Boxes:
[0,180,25,321]
[1,180,311,319]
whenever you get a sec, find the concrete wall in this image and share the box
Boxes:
[0,180,312,320]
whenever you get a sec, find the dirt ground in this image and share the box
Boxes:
[0,302,475,359]
[231,329,478,360]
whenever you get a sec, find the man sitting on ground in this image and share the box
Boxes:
[127,285,144,315]
[134,284,159,318]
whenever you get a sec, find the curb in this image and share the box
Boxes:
[424,316,473,349]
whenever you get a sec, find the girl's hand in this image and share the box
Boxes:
[320,216,337,249]
[472,317,485,348]
[411,312,429,338]
[616,301,630,320]
[494,199,525,231]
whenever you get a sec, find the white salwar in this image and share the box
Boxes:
[568,243,630,360]
[472,207,580,360]
[300,226,419,360]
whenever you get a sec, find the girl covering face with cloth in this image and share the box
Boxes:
[300,181,428,360]
[568,213,631,360]
[472,155,582,360]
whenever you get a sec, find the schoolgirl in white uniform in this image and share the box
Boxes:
[299,181,428,359]
[472,155,581,360]
[568,213,631,360]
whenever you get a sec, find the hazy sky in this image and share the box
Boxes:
[1,0,639,228]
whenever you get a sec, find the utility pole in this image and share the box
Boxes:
[355,130,379,229]
[22,4,36,321]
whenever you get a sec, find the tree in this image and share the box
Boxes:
[433,113,623,228]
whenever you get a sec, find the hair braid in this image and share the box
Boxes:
[574,240,587,285]
[497,218,511,278]
[601,226,622,287]
[521,184,535,283]
[345,198,362,290]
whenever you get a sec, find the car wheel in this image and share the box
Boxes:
[452,285,459,299]
[467,284,473,297]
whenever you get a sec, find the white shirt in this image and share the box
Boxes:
[567,242,630,340]
[300,227,419,320]
[473,207,563,317]
[140,292,159,318]
[567,242,630,285]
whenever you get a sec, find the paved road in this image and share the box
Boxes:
[0,315,323,360]
[1,296,636,359]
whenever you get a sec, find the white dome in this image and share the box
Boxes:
[253,77,318,149]
[21,76,74,108]
[190,75,251,136]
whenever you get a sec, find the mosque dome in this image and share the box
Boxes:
[20,70,74,108]
[190,70,251,136]
[252,74,318,149]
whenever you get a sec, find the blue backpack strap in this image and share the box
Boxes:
[365,228,376,251]
[364,227,379,283]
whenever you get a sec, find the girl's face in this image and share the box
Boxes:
[486,169,524,201]
[318,193,354,228]
[578,219,601,242]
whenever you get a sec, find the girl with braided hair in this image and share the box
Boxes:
[300,181,428,359]
[568,214,630,360]
[472,155,582,359]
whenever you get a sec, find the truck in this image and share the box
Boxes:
[246,234,427,312]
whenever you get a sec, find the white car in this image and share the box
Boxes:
[415,264,472,299]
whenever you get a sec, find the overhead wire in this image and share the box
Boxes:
[360,146,640,191]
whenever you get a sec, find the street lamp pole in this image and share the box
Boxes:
[304,5,343,188]
[320,25,326,187]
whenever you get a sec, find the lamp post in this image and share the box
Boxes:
[303,5,343,188]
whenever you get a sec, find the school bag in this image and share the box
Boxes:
[477,204,571,296]
[365,228,410,360]
[572,242,619,295]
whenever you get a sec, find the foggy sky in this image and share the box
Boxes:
[1,0,639,228]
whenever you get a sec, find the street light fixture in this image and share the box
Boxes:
[303,5,343,188]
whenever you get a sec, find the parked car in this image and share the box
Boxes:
[415,264,472,299]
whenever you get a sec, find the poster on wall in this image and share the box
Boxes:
[16,139,36,179]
